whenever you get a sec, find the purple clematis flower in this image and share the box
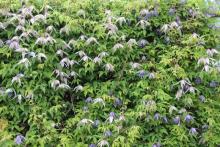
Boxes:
[184,114,193,123]
[114,98,122,107]
[199,95,205,102]
[92,120,100,128]
[85,97,93,103]
[173,116,180,125]
[154,113,160,121]
[104,130,112,137]
[137,70,148,78]
[15,134,25,145]
[194,77,202,85]
[189,128,197,135]
[162,116,168,123]
[209,81,219,88]
[109,112,115,123]
[152,142,161,147]
[89,144,97,147]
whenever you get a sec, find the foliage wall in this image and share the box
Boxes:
[0,0,220,146]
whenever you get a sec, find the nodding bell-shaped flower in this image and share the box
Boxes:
[15,134,25,145]
[15,25,25,33]
[20,6,34,17]
[89,144,97,147]
[75,51,86,57]
[105,23,118,36]
[137,70,148,78]
[104,130,112,137]
[12,73,24,85]
[175,89,183,99]
[104,63,114,72]
[154,113,160,120]
[57,83,70,90]
[15,47,28,54]
[0,39,4,47]
[93,57,102,64]
[51,80,60,89]
[198,57,209,65]
[130,62,141,69]
[60,58,77,68]
[17,58,30,68]
[74,85,83,92]
[68,39,77,47]
[46,25,55,33]
[80,55,92,62]
[169,105,178,114]
[93,98,105,107]
[19,32,30,41]
[98,52,109,58]
[184,114,193,123]
[136,20,150,29]
[77,9,86,18]
[127,39,137,48]
[148,72,155,79]
[37,53,47,62]
[6,39,20,49]
[56,50,68,58]
[189,128,197,135]
[85,97,93,103]
[173,116,180,125]
[138,39,149,48]
[112,43,124,52]
[35,37,47,45]
[86,37,98,45]
[169,8,176,15]
[0,22,6,30]
[70,71,78,78]
[140,9,149,17]
[5,88,16,98]
[199,95,205,102]
[108,112,115,123]
[116,17,126,26]
[160,24,169,34]
[170,21,179,29]
[60,25,70,35]
[152,143,161,147]
[30,14,46,24]
[26,51,36,58]
[206,48,218,57]
[78,119,94,126]
[97,140,109,147]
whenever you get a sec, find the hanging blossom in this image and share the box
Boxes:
[37,53,47,62]
[6,37,20,49]
[60,25,70,35]
[15,134,25,145]
[50,80,60,89]
[15,25,25,33]
[77,9,86,18]
[12,73,24,85]
[112,43,124,52]
[116,17,126,26]
[127,39,137,48]
[60,58,78,68]
[206,48,218,57]
[130,62,141,69]
[74,85,83,92]
[104,63,114,72]
[77,119,94,126]
[5,88,16,98]
[80,55,92,62]
[189,128,198,135]
[53,69,69,83]
[30,14,47,24]
[107,112,116,123]
[86,37,99,45]
[98,51,109,58]
[56,50,68,58]
[46,25,55,33]
[68,39,77,47]
[138,39,149,48]
[17,58,30,68]
[184,114,193,123]
[104,22,118,36]
[75,50,86,58]
[160,24,169,34]
[57,83,71,90]
[93,57,102,64]
[70,71,78,78]
[136,20,150,29]
[93,98,105,107]
[97,140,109,147]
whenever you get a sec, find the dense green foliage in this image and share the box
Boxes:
[0,0,219,146]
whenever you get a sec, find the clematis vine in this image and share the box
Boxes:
[116,17,126,26]
[104,63,114,72]
[12,73,24,85]
[17,58,30,68]
[112,43,124,52]
[136,20,150,29]
[15,134,25,145]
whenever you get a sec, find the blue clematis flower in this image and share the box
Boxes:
[89,144,97,147]
[104,130,112,137]
[85,97,93,103]
[154,113,160,121]
[189,128,197,135]
[184,114,193,123]
[173,116,180,125]
[15,134,25,145]
[92,120,100,128]
[114,98,122,107]
[199,95,205,103]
